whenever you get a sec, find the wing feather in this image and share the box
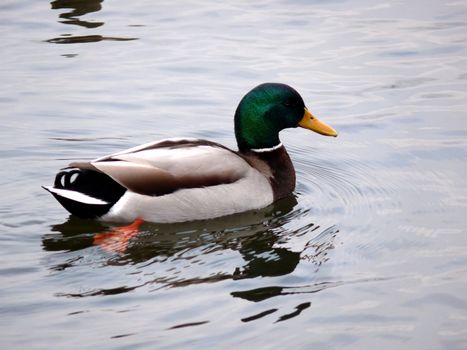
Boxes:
[85,139,249,196]
[91,161,179,196]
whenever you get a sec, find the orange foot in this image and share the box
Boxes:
[93,218,144,253]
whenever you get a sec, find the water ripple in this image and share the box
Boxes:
[291,143,396,223]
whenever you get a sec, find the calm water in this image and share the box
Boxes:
[1,0,467,349]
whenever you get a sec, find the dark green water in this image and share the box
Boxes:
[1,0,467,349]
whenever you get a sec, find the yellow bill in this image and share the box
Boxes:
[298,108,338,137]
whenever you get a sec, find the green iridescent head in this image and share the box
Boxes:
[234,83,337,151]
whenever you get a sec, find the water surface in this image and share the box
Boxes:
[1,0,467,349]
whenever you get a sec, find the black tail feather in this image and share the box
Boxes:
[46,168,126,219]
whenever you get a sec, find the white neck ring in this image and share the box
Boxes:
[250,143,283,153]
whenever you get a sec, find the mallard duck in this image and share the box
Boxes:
[43,83,337,223]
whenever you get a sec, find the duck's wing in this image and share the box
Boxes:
[69,138,249,197]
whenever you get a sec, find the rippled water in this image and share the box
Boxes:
[1,0,467,349]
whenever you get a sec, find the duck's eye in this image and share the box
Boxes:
[283,100,295,107]
[305,108,314,119]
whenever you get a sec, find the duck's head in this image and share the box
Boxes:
[234,83,337,151]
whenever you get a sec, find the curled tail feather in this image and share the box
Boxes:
[43,168,126,219]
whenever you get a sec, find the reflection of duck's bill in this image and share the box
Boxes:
[93,218,144,253]
[45,35,138,44]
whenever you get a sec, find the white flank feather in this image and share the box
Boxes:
[101,167,273,223]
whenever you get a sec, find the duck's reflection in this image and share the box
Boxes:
[43,195,337,305]
[51,0,104,28]
[47,0,138,43]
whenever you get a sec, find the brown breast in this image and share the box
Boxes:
[239,145,296,201]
